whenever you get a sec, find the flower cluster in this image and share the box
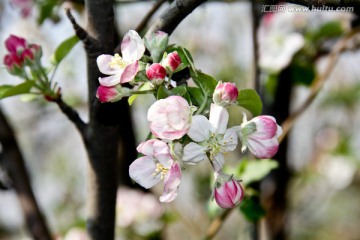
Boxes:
[95,30,282,209]
[2,34,60,100]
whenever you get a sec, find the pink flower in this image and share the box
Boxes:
[10,0,33,18]
[129,139,182,203]
[3,35,41,73]
[147,96,192,140]
[161,51,181,72]
[96,85,131,103]
[97,30,145,87]
[239,114,282,159]
[146,63,166,85]
[214,176,244,209]
[213,81,238,106]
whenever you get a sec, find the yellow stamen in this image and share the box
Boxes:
[153,163,169,180]
[109,53,127,68]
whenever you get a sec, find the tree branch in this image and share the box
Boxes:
[145,0,208,36]
[135,0,168,34]
[54,98,87,135]
[0,106,52,240]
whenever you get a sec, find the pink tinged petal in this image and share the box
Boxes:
[276,124,283,138]
[209,104,229,135]
[153,140,173,167]
[251,116,278,139]
[137,139,157,156]
[121,30,145,63]
[97,54,121,75]
[221,128,238,152]
[5,34,27,53]
[98,74,121,87]
[120,61,139,83]
[96,85,118,103]
[187,115,210,142]
[214,179,243,209]
[159,162,182,203]
[247,137,279,159]
[129,156,161,189]
[183,142,207,164]
[213,154,225,172]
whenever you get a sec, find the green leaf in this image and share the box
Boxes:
[157,85,171,100]
[187,87,204,107]
[236,159,278,185]
[51,35,79,65]
[128,82,152,105]
[171,85,191,103]
[237,89,263,117]
[191,71,218,97]
[313,21,344,41]
[239,196,266,222]
[166,46,193,67]
[290,62,315,86]
[37,0,59,25]
[0,81,34,100]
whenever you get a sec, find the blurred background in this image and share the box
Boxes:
[0,0,360,239]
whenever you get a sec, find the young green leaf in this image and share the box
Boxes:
[191,71,218,97]
[0,81,34,100]
[51,35,79,65]
[236,159,278,185]
[187,87,204,107]
[128,82,152,105]
[237,89,263,117]
[239,196,266,222]
[157,85,171,100]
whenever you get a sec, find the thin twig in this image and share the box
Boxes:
[54,98,87,135]
[135,0,168,34]
[204,27,360,240]
[278,27,360,143]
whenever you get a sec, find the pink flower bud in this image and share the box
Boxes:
[4,53,23,71]
[162,51,181,72]
[239,115,282,159]
[146,63,166,85]
[5,34,27,53]
[96,85,131,103]
[214,178,244,209]
[213,82,238,106]
[147,96,192,140]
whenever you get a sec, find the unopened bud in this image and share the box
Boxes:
[146,63,166,85]
[213,82,238,106]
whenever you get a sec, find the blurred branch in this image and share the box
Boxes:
[204,27,360,240]
[136,0,168,34]
[54,97,87,135]
[0,106,52,240]
[278,27,360,143]
[145,0,208,36]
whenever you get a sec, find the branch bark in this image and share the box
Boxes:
[0,106,52,240]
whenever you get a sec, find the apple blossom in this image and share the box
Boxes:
[129,139,182,202]
[161,51,181,73]
[96,84,131,103]
[146,63,166,85]
[183,104,238,171]
[147,96,192,140]
[97,30,145,87]
[214,174,244,209]
[213,81,238,106]
[238,114,282,159]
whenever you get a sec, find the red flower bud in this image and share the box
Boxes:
[146,63,166,85]
[213,82,238,106]
[162,51,181,72]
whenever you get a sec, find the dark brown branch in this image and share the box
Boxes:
[54,98,86,135]
[0,106,52,240]
[145,0,208,36]
[135,0,168,34]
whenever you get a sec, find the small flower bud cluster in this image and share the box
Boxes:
[2,34,60,101]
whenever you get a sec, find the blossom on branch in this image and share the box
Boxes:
[129,139,182,203]
[97,30,145,86]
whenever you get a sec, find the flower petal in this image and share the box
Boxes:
[99,74,121,87]
[247,137,279,159]
[213,154,225,172]
[209,104,229,135]
[137,139,157,156]
[97,54,121,75]
[220,128,238,152]
[121,30,145,63]
[187,115,210,142]
[129,156,161,189]
[120,61,139,83]
[159,162,182,203]
[183,142,207,165]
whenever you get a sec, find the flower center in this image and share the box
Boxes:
[153,163,169,180]
[207,134,222,160]
[109,53,128,69]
